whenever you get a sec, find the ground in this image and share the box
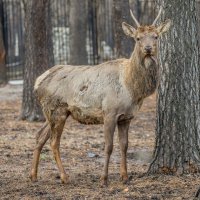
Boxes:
[0,84,199,200]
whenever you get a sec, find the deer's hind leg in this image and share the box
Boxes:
[49,108,69,184]
[30,122,50,182]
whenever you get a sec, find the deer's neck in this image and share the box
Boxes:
[124,45,158,103]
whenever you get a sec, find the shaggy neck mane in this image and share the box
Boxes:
[124,44,159,103]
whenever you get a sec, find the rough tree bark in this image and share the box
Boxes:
[20,0,53,121]
[148,0,200,174]
[113,0,133,58]
[0,0,6,85]
[69,0,87,65]
[46,1,54,67]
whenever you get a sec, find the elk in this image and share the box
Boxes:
[30,9,171,186]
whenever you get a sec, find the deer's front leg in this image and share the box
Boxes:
[117,121,130,184]
[101,115,117,186]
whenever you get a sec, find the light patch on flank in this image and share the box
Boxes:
[34,70,50,90]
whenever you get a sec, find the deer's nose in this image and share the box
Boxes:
[145,46,152,53]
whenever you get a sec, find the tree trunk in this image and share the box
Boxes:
[197,0,200,36]
[69,0,87,65]
[148,0,200,174]
[46,1,54,67]
[20,0,53,121]
[0,0,6,85]
[113,0,133,58]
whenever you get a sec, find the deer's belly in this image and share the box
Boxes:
[69,106,104,125]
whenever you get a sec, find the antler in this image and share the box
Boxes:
[152,7,162,25]
[130,9,140,27]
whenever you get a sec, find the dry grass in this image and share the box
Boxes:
[0,85,199,200]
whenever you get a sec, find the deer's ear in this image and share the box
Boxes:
[122,22,136,37]
[157,19,171,35]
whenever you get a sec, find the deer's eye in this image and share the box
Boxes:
[155,36,158,39]
[137,37,140,41]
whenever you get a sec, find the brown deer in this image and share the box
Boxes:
[30,9,171,186]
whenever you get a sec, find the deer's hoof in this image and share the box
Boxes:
[100,176,108,187]
[60,173,69,184]
[120,174,129,184]
[29,173,38,182]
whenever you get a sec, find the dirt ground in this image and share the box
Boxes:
[0,84,199,200]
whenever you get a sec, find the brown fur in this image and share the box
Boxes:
[137,25,156,32]
[30,17,171,185]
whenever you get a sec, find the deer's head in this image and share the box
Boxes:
[122,8,171,61]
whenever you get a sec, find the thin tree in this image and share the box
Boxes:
[148,1,200,174]
[113,0,132,58]
[69,0,87,65]
[0,0,6,85]
[20,0,53,121]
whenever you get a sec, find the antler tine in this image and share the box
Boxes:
[130,9,140,27]
[152,7,163,25]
